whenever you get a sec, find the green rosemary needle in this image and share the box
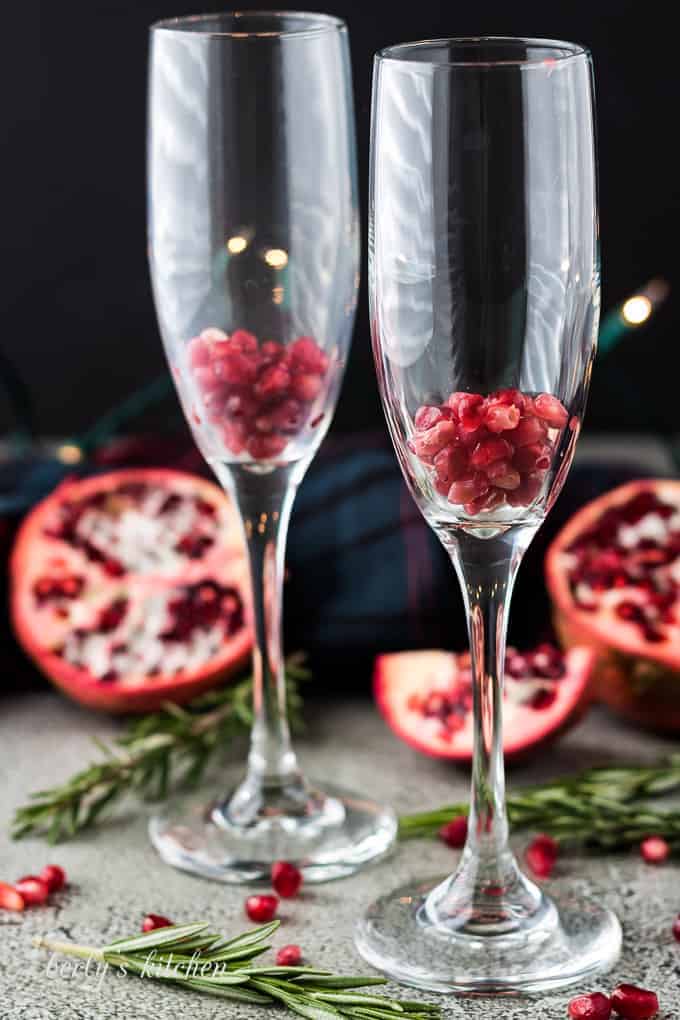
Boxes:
[33,920,440,1020]
[398,755,680,850]
[13,656,308,843]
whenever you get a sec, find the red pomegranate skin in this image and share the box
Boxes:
[546,480,680,732]
[10,469,252,713]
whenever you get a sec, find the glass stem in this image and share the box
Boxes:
[217,463,302,788]
[429,525,541,932]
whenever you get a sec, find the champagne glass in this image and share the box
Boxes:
[147,11,396,883]
[355,37,621,991]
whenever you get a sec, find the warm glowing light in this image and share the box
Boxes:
[227,235,248,254]
[56,443,83,464]
[272,285,284,305]
[622,295,652,325]
[264,248,288,269]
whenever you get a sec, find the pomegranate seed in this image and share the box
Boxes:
[245,895,279,922]
[39,864,66,893]
[271,861,303,899]
[289,336,328,374]
[486,460,521,490]
[525,834,559,878]
[188,334,212,367]
[568,992,612,1019]
[672,916,680,942]
[513,415,548,447]
[492,388,527,411]
[469,436,514,469]
[229,329,259,353]
[533,393,568,428]
[414,405,443,430]
[433,445,469,487]
[439,816,468,848]
[485,401,521,433]
[255,364,291,398]
[142,913,173,932]
[290,372,323,402]
[0,880,25,911]
[215,352,258,386]
[609,984,659,1019]
[276,944,303,966]
[449,473,489,505]
[200,326,229,343]
[456,394,486,431]
[246,433,288,460]
[14,876,50,906]
[411,420,458,460]
[640,836,670,864]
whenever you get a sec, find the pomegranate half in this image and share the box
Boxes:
[546,479,680,731]
[10,469,251,712]
[373,644,594,760]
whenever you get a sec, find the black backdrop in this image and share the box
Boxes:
[3,1,678,442]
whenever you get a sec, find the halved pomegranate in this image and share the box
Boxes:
[373,644,594,760]
[10,469,251,713]
[546,480,680,731]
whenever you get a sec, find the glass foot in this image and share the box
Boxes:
[354,875,622,994]
[149,779,397,883]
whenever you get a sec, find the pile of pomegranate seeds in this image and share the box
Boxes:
[0,864,66,911]
[564,488,680,643]
[569,984,660,1020]
[188,328,329,461]
[525,833,560,878]
[639,836,670,864]
[276,944,303,966]
[141,913,173,931]
[408,388,570,515]
[438,815,468,849]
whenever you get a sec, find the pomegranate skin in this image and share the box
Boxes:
[568,992,612,1020]
[546,480,680,733]
[609,984,659,1019]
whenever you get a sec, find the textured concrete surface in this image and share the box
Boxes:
[1,691,679,1019]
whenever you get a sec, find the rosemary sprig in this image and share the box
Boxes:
[12,656,309,844]
[33,920,440,1019]
[399,755,680,850]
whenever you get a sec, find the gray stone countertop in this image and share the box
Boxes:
[1,690,679,1019]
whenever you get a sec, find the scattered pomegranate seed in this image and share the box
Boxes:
[672,916,680,942]
[0,880,25,912]
[438,816,468,849]
[39,864,66,893]
[271,861,303,899]
[640,836,670,864]
[609,984,659,1019]
[568,991,612,1019]
[276,944,303,966]
[141,913,173,932]
[245,894,279,923]
[14,876,50,906]
[525,833,559,878]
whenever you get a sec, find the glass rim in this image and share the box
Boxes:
[149,10,346,39]
[376,36,590,69]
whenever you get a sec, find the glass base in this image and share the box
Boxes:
[354,875,622,994]
[149,778,397,883]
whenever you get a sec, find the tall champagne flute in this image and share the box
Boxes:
[147,11,396,883]
[355,38,621,991]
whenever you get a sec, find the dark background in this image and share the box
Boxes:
[2,0,678,444]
